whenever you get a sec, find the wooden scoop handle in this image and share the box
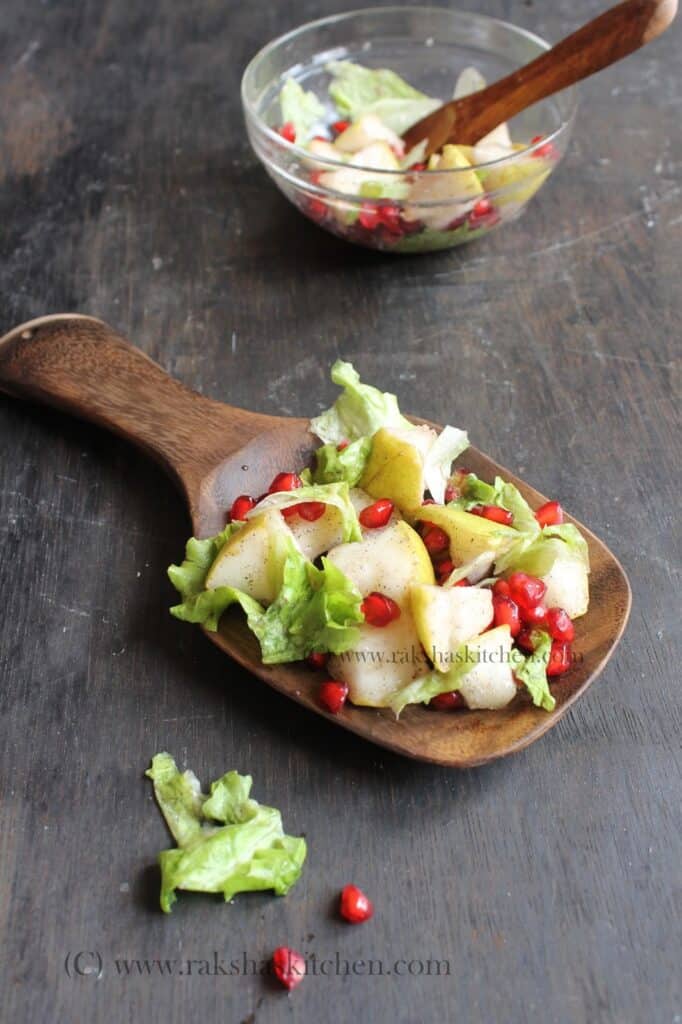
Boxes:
[405,0,678,151]
[0,314,276,501]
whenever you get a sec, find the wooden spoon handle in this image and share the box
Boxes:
[419,0,677,148]
[0,314,277,501]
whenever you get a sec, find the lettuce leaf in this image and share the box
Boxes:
[450,473,539,535]
[512,631,556,712]
[310,360,410,445]
[423,426,469,505]
[311,437,372,487]
[327,61,439,134]
[388,638,481,716]
[249,481,362,543]
[146,754,306,913]
[494,523,590,577]
[279,78,325,143]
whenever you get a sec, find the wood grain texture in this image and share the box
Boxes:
[0,1,680,1023]
[404,0,678,151]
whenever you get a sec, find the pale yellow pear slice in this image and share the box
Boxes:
[457,626,516,710]
[286,505,346,563]
[326,520,434,604]
[403,144,483,230]
[333,114,402,155]
[414,505,516,564]
[360,425,436,516]
[479,150,552,207]
[411,583,493,672]
[538,557,589,619]
[205,510,294,604]
[328,618,428,707]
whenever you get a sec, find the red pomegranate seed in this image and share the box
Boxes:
[271,946,305,990]
[531,135,556,159]
[492,594,521,637]
[358,202,380,230]
[332,119,350,134]
[269,472,303,494]
[520,603,548,627]
[361,592,401,627]
[444,484,457,502]
[307,651,328,670]
[378,204,401,234]
[309,169,325,186]
[307,197,327,222]
[279,122,296,144]
[318,679,348,714]
[516,628,537,653]
[339,884,374,923]
[470,504,514,526]
[411,161,426,172]
[429,691,465,711]
[297,501,326,521]
[492,579,511,598]
[436,558,455,581]
[547,640,572,677]
[337,439,349,451]
[535,500,564,527]
[472,198,493,218]
[281,505,300,520]
[422,525,449,556]
[508,572,546,609]
[545,607,575,643]
[229,494,256,521]
[359,499,394,529]
[453,577,470,587]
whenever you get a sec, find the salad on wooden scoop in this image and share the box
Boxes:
[276,62,559,251]
[169,363,589,717]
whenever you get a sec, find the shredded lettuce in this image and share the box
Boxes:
[310,360,410,445]
[279,78,325,143]
[512,631,556,712]
[249,481,362,543]
[327,61,440,134]
[146,754,306,913]
[311,437,372,487]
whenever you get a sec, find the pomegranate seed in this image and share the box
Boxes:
[547,640,572,677]
[281,505,300,520]
[318,679,348,714]
[508,572,546,609]
[492,579,511,598]
[309,169,325,186]
[436,558,455,579]
[297,501,326,521]
[429,691,465,711]
[472,198,493,218]
[307,197,327,222]
[361,592,401,627]
[332,119,350,134]
[279,122,296,144]
[229,494,256,521]
[520,603,548,627]
[359,499,394,529]
[269,472,303,494]
[421,497,437,506]
[358,202,380,230]
[535,500,564,527]
[492,595,521,637]
[337,439,349,451]
[306,651,328,670]
[271,946,305,990]
[516,628,536,653]
[531,135,556,159]
[545,607,575,643]
[378,204,402,234]
[470,504,513,526]
[339,884,374,923]
[411,161,426,172]
[422,525,449,556]
[453,577,470,587]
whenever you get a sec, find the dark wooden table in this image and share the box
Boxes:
[1,2,680,1022]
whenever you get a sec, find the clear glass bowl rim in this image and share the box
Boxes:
[241,4,578,176]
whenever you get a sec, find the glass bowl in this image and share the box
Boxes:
[241,6,577,254]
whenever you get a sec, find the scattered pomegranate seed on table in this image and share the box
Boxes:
[429,691,465,711]
[278,122,296,144]
[229,494,256,522]
[359,499,394,529]
[535,500,564,527]
[339,884,374,924]
[361,592,401,627]
[318,679,348,714]
[306,651,328,670]
[507,572,546,609]
[493,594,521,637]
[271,946,305,990]
[470,504,514,526]
[545,607,575,643]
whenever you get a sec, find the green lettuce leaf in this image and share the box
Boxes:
[250,481,362,543]
[512,631,556,711]
[327,61,440,134]
[279,78,325,143]
[147,754,306,913]
[388,638,482,716]
[450,473,539,535]
[311,437,372,487]
[494,524,590,577]
[310,359,410,445]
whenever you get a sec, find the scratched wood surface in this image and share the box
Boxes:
[0,2,680,1023]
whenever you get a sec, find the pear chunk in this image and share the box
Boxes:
[205,510,295,605]
[457,626,517,710]
[286,505,346,562]
[403,144,483,230]
[414,504,516,565]
[360,425,437,516]
[539,557,589,619]
[411,584,493,672]
[326,520,434,603]
[333,114,402,155]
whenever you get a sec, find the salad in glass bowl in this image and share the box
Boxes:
[169,362,590,717]
[242,8,576,253]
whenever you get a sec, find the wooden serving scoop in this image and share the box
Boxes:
[403,0,678,156]
[0,315,631,767]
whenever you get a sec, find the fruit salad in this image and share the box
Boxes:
[276,62,559,252]
[169,363,590,717]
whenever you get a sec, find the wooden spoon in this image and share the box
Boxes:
[0,314,631,767]
[403,0,678,156]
